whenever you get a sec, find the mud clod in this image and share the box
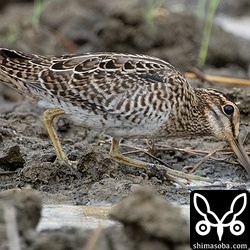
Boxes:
[110,187,189,244]
[0,189,42,249]
[77,145,118,183]
[0,144,25,171]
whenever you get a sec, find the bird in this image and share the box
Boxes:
[0,48,249,181]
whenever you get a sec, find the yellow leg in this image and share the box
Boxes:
[110,138,149,168]
[43,108,74,166]
[110,137,212,183]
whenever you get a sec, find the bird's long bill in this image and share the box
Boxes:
[228,136,250,175]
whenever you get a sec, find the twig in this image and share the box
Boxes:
[155,143,250,155]
[0,171,17,175]
[154,144,249,166]
[154,145,210,155]
[122,147,171,167]
[119,142,249,169]
[188,150,217,174]
[187,67,213,84]
[122,149,142,155]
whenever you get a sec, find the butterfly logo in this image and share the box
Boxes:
[193,193,247,241]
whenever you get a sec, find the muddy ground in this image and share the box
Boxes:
[0,0,250,249]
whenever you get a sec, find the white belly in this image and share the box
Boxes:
[38,95,170,138]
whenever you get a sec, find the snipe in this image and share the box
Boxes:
[0,48,249,180]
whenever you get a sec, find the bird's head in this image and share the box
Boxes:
[196,88,250,175]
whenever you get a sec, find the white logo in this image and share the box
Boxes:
[194,193,247,241]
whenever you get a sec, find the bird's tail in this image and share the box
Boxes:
[0,48,49,99]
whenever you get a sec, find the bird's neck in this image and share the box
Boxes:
[160,88,213,138]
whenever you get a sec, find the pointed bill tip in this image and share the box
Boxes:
[228,137,250,176]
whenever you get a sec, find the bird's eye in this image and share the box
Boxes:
[223,105,234,115]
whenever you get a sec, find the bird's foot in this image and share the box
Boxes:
[52,156,81,179]
[54,156,78,168]
[145,163,212,187]
[110,138,213,186]
[110,137,212,186]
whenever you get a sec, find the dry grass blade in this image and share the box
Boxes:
[185,71,250,86]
